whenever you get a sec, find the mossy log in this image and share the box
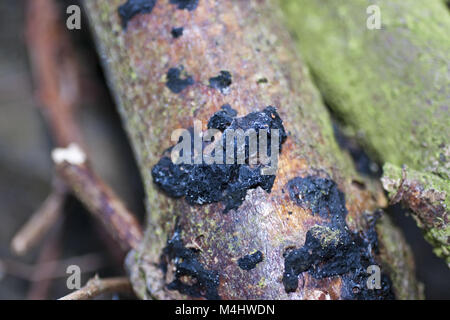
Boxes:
[281,0,449,265]
[84,0,422,299]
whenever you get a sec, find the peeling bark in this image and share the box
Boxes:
[84,0,422,299]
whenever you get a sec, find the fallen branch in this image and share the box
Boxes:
[84,0,422,299]
[58,276,133,300]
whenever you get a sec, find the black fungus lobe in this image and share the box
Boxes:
[209,71,232,94]
[169,0,199,11]
[152,106,287,213]
[118,0,157,29]
[161,226,221,300]
[171,27,184,38]
[238,251,264,270]
[207,104,237,131]
[166,66,194,93]
[282,176,394,299]
[287,176,347,226]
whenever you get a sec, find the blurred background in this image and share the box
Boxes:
[0,0,146,299]
[0,1,448,299]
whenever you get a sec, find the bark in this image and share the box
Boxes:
[84,0,422,299]
[280,0,450,265]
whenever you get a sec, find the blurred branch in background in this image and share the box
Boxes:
[26,220,63,300]
[11,0,143,262]
[1,253,106,282]
[11,177,66,256]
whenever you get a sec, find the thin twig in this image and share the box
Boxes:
[53,146,143,250]
[11,178,66,255]
[59,276,133,300]
[27,220,63,300]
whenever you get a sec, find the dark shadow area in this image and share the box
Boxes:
[388,204,450,299]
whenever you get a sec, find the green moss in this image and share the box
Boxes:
[382,163,449,209]
[280,0,450,177]
[382,163,449,264]
[258,276,266,289]
[310,225,342,248]
[425,226,450,267]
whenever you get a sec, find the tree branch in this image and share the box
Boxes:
[52,144,143,250]
[11,178,66,255]
[59,276,133,300]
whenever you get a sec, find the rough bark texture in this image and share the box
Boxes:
[84,0,422,299]
[281,0,449,265]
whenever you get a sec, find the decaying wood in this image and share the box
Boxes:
[84,0,422,299]
[59,276,133,300]
[281,0,449,265]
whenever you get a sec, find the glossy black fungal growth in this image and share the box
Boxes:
[118,0,156,29]
[166,66,194,93]
[287,176,347,226]
[282,176,394,299]
[340,267,394,300]
[171,27,184,38]
[161,226,220,300]
[207,104,237,131]
[170,0,198,11]
[209,71,232,94]
[283,226,360,291]
[238,251,264,270]
[152,106,287,213]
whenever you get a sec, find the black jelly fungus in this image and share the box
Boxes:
[171,27,184,38]
[282,176,394,299]
[118,0,157,29]
[166,66,195,94]
[238,251,264,270]
[152,106,287,213]
[209,71,232,94]
[169,0,199,11]
[161,225,221,300]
